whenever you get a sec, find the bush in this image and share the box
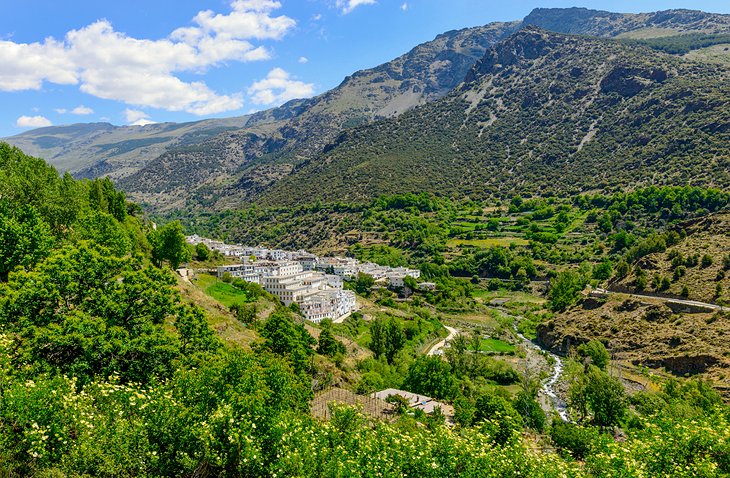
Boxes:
[550,422,600,459]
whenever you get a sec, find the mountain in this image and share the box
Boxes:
[2,117,252,178]
[523,7,730,38]
[118,21,521,210]
[4,8,730,212]
[254,26,729,205]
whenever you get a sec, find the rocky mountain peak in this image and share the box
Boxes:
[464,26,561,83]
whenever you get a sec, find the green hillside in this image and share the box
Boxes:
[258,27,730,206]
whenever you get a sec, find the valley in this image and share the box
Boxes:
[1,4,730,477]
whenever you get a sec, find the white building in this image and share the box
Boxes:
[387,267,421,288]
[299,290,356,323]
[216,263,259,283]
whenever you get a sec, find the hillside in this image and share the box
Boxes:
[5,8,730,213]
[257,27,730,206]
[611,212,730,303]
[524,7,730,38]
[1,117,252,179]
[119,21,520,210]
[121,7,730,212]
[537,293,730,388]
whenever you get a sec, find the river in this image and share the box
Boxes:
[512,320,570,422]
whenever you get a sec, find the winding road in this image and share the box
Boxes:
[596,287,729,312]
[427,325,458,356]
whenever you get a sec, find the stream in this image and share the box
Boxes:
[512,320,570,422]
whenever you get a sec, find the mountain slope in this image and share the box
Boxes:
[2,117,253,178]
[119,21,520,210]
[524,7,730,38]
[256,27,730,206]
[6,8,730,213]
[124,7,730,211]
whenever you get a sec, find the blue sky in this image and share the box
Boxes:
[1,0,729,137]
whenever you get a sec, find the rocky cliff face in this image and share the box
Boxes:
[523,7,730,37]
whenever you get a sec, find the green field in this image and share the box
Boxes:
[193,274,254,308]
[473,338,516,354]
[447,237,530,248]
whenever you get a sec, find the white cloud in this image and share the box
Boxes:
[312,13,322,21]
[124,108,156,126]
[0,38,77,91]
[298,56,309,64]
[16,115,52,128]
[337,0,376,14]
[0,1,297,115]
[401,3,408,11]
[248,67,315,105]
[54,108,67,114]
[71,105,94,115]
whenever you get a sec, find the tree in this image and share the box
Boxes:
[230,303,257,325]
[473,393,523,445]
[317,321,345,357]
[0,242,211,385]
[0,202,53,281]
[259,311,315,373]
[592,260,613,281]
[74,211,130,257]
[403,356,456,400]
[614,260,630,279]
[176,305,220,355]
[368,317,405,364]
[514,391,545,432]
[195,242,211,261]
[403,275,418,291]
[150,221,190,269]
[577,340,610,370]
[701,254,714,268]
[353,272,375,296]
[548,271,586,311]
[584,367,627,428]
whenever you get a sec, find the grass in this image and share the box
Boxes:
[447,237,530,248]
[472,338,516,354]
[194,273,254,308]
[472,289,546,305]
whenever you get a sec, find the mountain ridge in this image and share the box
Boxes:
[254,26,730,205]
[4,7,730,212]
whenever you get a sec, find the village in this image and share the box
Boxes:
[185,235,430,323]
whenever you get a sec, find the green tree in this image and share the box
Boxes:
[317,320,345,357]
[402,355,456,400]
[592,260,613,281]
[150,221,190,269]
[368,317,405,364]
[259,311,315,373]
[0,203,53,281]
[0,242,209,384]
[195,242,211,261]
[353,272,375,296]
[548,271,586,311]
[473,393,523,445]
[74,210,130,257]
[584,367,627,428]
[577,340,610,370]
[230,303,257,325]
[614,260,630,278]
